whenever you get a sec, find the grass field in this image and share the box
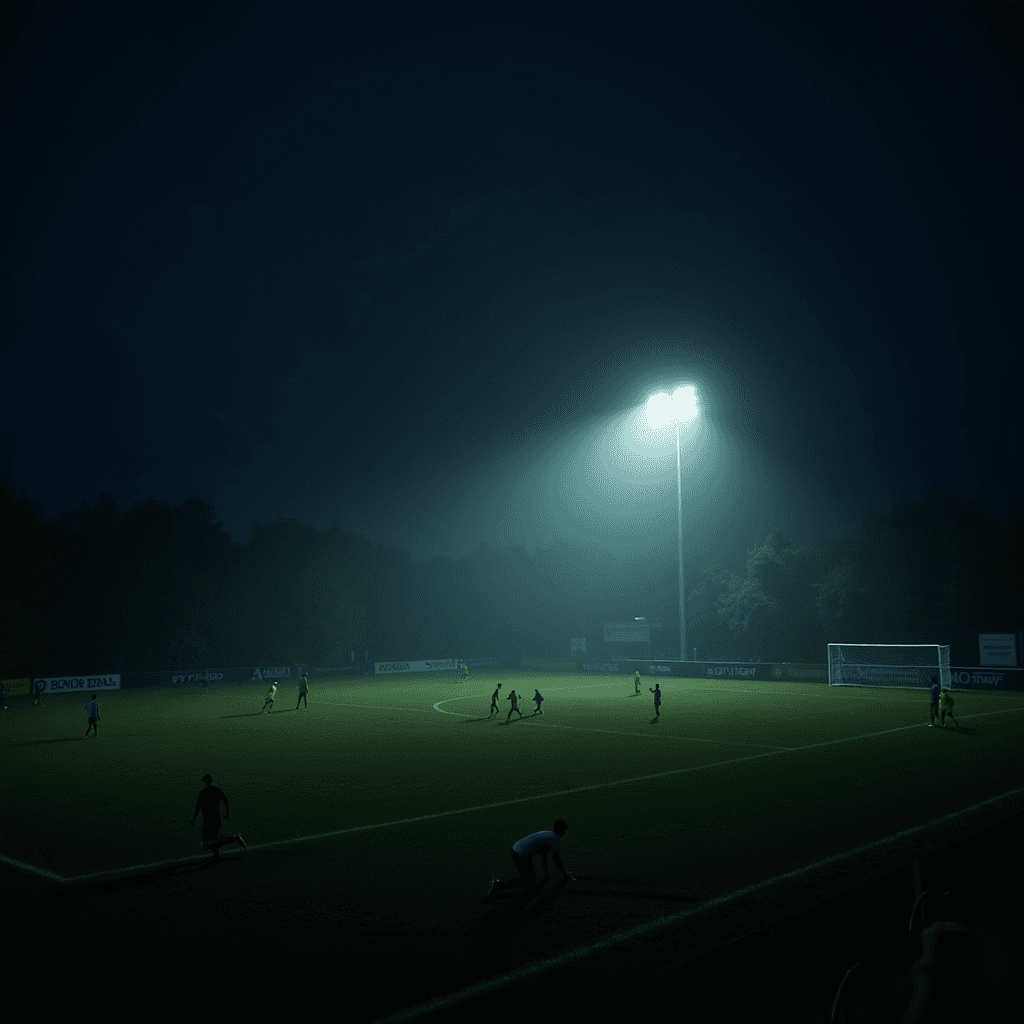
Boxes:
[3,669,1022,1020]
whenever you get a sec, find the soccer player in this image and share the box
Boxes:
[0,680,6,710]
[192,774,246,865]
[261,680,278,715]
[939,688,960,728]
[634,670,641,695]
[532,689,544,714]
[84,693,100,737]
[488,683,502,717]
[650,683,661,718]
[200,668,210,695]
[33,679,41,705]
[487,819,575,897]
[506,689,524,722]
[928,676,940,727]
[296,673,309,709]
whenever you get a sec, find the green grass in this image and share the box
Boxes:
[3,670,1022,1018]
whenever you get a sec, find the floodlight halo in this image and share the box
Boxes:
[672,385,699,423]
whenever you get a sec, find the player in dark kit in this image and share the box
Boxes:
[928,677,941,727]
[650,683,661,717]
[84,694,100,736]
[634,670,641,695]
[488,684,502,717]
[192,774,246,864]
[506,689,524,722]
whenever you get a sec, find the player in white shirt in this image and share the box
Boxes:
[487,819,574,896]
[261,681,278,715]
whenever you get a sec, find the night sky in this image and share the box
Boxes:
[3,1,1021,567]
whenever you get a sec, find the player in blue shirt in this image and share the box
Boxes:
[487,819,574,896]
[532,689,544,714]
[488,683,502,718]
[650,683,661,718]
[84,694,100,737]
[928,677,941,727]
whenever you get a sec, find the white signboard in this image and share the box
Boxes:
[978,634,1017,666]
[34,674,122,693]
[375,659,456,675]
[603,622,650,643]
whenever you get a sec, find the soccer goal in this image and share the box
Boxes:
[827,644,951,689]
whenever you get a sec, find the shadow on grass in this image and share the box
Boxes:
[474,880,569,937]
[66,857,230,895]
[11,736,91,746]
[221,709,297,718]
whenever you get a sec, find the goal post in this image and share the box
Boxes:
[827,644,951,689]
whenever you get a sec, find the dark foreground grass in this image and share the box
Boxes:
[2,670,1021,1019]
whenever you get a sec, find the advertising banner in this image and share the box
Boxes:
[773,663,829,683]
[34,674,122,694]
[978,634,1018,666]
[375,659,456,675]
[951,667,1023,690]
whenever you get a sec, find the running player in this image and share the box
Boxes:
[296,673,309,709]
[261,680,278,715]
[192,774,246,864]
[532,689,544,714]
[634,670,641,695]
[488,683,502,717]
[506,689,524,722]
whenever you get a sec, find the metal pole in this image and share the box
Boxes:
[676,422,685,662]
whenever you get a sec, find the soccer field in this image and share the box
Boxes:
[3,670,1022,1020]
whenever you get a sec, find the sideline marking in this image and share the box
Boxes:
[374,786,1024,1023]
[59,704,1022,883]
[0,854,66,882]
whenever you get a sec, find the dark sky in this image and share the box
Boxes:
[3,1,1021,566]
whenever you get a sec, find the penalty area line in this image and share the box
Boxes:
[374,785,1024,1024]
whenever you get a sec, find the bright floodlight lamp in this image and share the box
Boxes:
[646,384,699,662]
[647,386,698,428]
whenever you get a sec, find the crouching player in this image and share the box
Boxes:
[487,819,574,897]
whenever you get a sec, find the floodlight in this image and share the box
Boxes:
[645,392,673,429]
[646,386,698,429]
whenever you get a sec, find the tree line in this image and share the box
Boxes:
[1,485,1019,675]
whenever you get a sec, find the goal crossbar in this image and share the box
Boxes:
[827,643,951,689]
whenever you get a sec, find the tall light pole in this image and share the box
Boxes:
[646,385,699,662]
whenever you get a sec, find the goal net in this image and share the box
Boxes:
[827,644,951,689]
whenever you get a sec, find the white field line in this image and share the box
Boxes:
[48,703,1023,884]
[373,784,1024,1023]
